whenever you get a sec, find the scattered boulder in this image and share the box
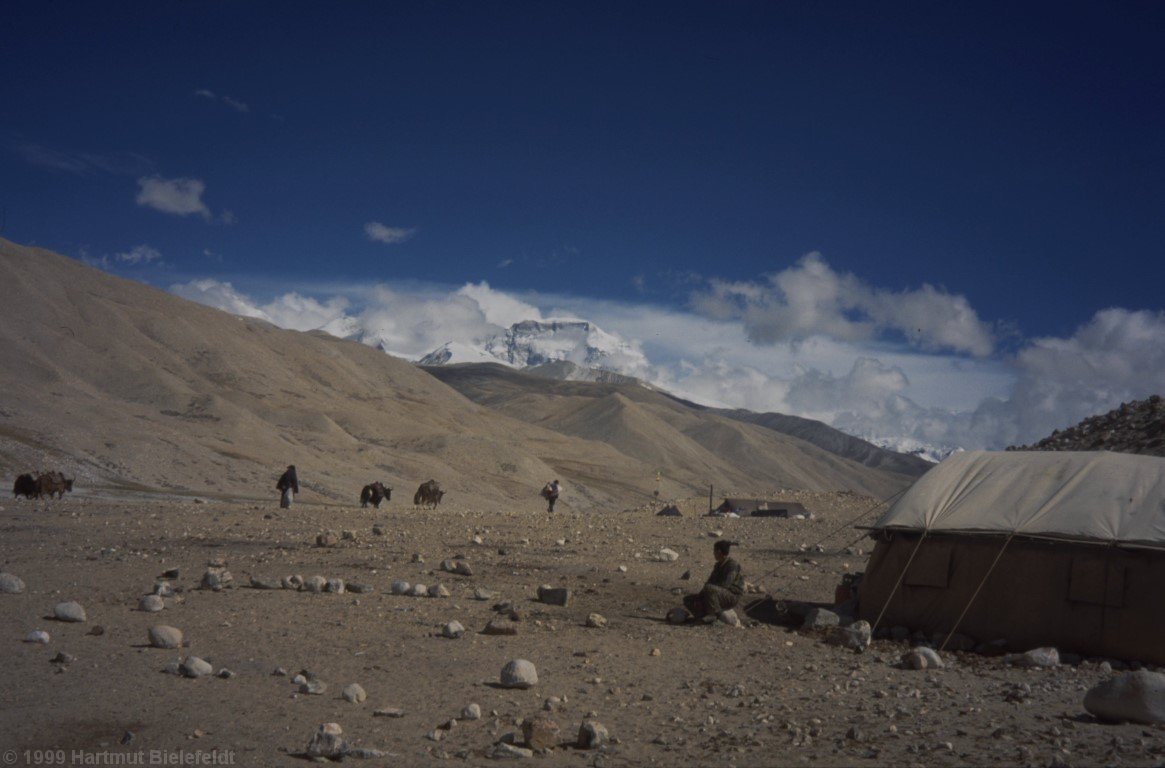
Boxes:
[577,719,610,749]
[462,703,482,720]
[1084,671,1165,724]
[902,647,945,670]
[443,621,466,639]
[500,659,538,689]
[304,576,327,594]
[521,714,561,751]
[391,581,412,595]
[180,656,213,678]
[305,723,349,760]
[25,630,50,644]
[50,651,75,664]
[410,584,428,597]
[655,548,680,562]
[487,742,534,759]
[53,601,87,623]
[153,581,175,597]
[348,583,374,594]
[827,620,871,652]
[483,619,519,636]
[0,572,26,594]
[138,595,165,613]
[719,609,742,627]
[148,625,184,649]
[282,575,304,590]
[585,613,608,629]
[249,576,282,590]
[300,679,328,695]
[473,588,496,601]
[537,586,571,606]
[373,708,405,718]
[200,569,232,591]
[343,683,367,704]
[1004,647,1060,668]
[428,584,450,598]
[802,607,840,630]
[326,578,346,594]
[666,607,691,625]
[441,559,474,576]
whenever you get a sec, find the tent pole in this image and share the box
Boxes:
[938,532,1015,653]
[871,529,930,635]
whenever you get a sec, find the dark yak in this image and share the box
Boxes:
[360,481,392,508]
[413,479,445,509]
[13,473,38,499]
[36,471,74,499]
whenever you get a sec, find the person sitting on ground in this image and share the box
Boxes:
[276,464,299,509]
[683,539,745,623]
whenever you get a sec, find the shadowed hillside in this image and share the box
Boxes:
[0,238,913,508]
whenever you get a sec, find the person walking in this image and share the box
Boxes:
[276,465,299,509]
[683,540,745,623]
[543,479,561,512]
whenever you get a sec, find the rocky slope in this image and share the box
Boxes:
[1008,395,1165,456]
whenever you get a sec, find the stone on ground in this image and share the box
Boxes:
[500,659,538,689]
[138,595,164,612]
[1084,670,1165,724]
[148,625,184,649]
[802,607,840,629]
[827,620,871,652]
[391,581,411,595]
[343,683,367,703]
[306,723,349,759]
[0,572,26,594]
[719,609,742,627]
[577,720,610,749]
[666,607,690,624]
[902,647,944,670]
[180,656,213,678]
[521,714,561,751]
[54,601,87,622]
[537,586,571,606]
[25,630,50,644]
[1005,647,1060,668]
[443,621,466,639]
[487,742,534,759]
[462,703,482,720]
[304,575,327,593]
[585,613,607,628]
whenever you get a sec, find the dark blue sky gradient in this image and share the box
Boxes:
[3,1,1163,340]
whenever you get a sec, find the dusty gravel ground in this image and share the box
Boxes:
[1,489,1162,768]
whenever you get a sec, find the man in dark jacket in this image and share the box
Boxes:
[683,540,745,622]
[276,465,299,509]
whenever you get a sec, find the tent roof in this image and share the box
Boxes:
[871,450,1165,548]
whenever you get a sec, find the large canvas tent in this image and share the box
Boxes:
[858,450,1165,663]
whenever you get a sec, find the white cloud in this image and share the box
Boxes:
[136,176,211,219]
[691,253,995,356]
[456,282,544,327]
[169,279,271,320]
[194,88,250,113]
[364,222,416,245]
[165,269,1163,455]
[115,244,162,265]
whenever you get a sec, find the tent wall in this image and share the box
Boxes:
[858,533,1165,664]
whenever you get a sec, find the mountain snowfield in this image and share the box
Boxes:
[414,318,953,461]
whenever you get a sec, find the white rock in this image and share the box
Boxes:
[153,581,175,597]
[656,548,680,562]
[586,613,608,628]
[54,601,87,622]
[410,583,428,597]
[500,659,538,689]
[25,630,50,644]
[719,609,742,627]
[0,572,27,594]
[391,580,412,595]
[902,647,944,670]
[180,656,214,678]
[149,625,184,649]
[462,703,482,720]
[1084,670,1165,724]
[1004,647,1060,668]
[342,683,367,703]
[138,595,165,612]
[306,723,349,759]
[325,578,346,594]
[304,575,327,593]
[487,742,533,759]
[443,621,466,639]
[428,584,450,598]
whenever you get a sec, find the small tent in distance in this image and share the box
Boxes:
[714,498,811,518]
[858,451,1165,664]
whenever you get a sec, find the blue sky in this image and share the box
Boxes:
[4,2,1164,452]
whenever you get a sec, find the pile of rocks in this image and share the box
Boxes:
[1008,394,1165,456]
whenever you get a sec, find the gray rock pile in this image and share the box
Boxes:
[1009,394,1165,456]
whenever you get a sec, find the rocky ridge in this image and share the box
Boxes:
[1008,395,1165,456]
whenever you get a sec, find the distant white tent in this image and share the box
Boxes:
[859,451,1165,663]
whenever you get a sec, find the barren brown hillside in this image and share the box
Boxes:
[0,238,909,508]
